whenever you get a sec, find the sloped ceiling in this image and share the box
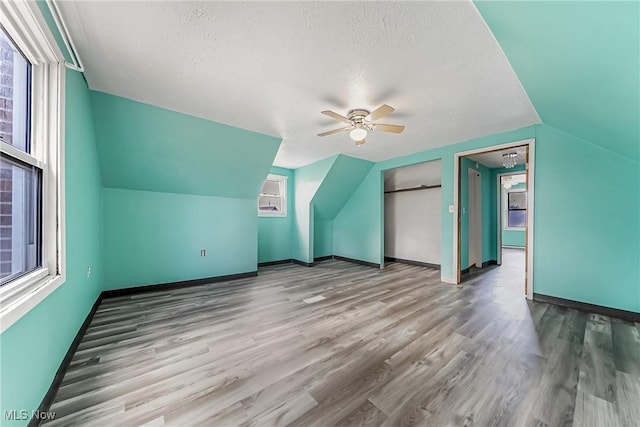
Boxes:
[475,1,640,161]
[90,91,281,198]
[313,155,374,220]
[56,1,539,168]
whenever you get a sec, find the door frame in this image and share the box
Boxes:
[467,168,482,269]
[453,138,535,300]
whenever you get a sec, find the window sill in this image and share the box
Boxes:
[0,270,65,333]
[258,213,288,218]
[504,227,525,231]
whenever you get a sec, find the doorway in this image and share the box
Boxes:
[497,172,527,265]
[453,139,535,299]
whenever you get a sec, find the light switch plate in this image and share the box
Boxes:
[448,205,454,213]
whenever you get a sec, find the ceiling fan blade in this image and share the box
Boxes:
[317,126,351,137]
[321,110,351,123]
[375,124,405,134]
[367,104,394,121]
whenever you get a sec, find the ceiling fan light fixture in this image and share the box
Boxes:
[318,104,403,146]
[349,128,368,142]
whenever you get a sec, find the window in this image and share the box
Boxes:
[1,156,42,284]
[0,1,65,333]
[507,190,527,229]
[1,28,39,285]
[258,174,287,217]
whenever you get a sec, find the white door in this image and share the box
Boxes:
[468,169,482,268]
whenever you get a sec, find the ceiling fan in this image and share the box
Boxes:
[317,104,405,147]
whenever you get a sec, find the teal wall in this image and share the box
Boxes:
[91,91,281,289]
[502,229,525,248]
[313,156,374,220]
[290,154,373,263]
[533,124,639,312]
[476,0,639,162]
[334,126,536,274]
[2,4,638,424]
[102,189,257,290]
[90,91,281,198]
[314,218,334,258]
[291,156,336,263]
[0,51,283,425]
[312,155,373,261]
[333,167,386,264]
[258,166,294,263]
[0,71,104,425]
[332,124,640,312]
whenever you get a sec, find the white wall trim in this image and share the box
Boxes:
[526,140,535,300]
[45,0,84,71]
[379,170,386,268]
[453,138,535,299]
[466,168,482,269]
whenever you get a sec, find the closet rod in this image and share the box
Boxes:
[384,184,442,194]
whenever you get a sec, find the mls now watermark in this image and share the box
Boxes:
[4,409,56,421]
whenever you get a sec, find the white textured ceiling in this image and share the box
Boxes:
[57,1,540,169]
[467,145,528,169]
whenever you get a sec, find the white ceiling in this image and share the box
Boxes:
[466,145,528,169]
[57,1,540,169]
[384,160,442,191]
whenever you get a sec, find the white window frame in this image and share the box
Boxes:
[503,187,527,231]
[258,174,287,217]
[0,1,65,334]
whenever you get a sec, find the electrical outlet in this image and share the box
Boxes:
[200,249,206,257]
[87,266,91,278]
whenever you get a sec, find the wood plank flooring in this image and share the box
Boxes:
[45,250,640,426]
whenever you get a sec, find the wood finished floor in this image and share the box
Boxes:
[46,250,640,426]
